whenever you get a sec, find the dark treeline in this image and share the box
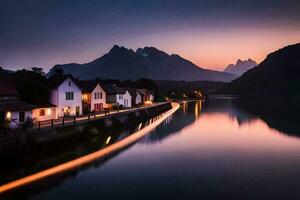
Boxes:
[156,80,225,99]
[0,67,50,105]
[0,67,163,103]
[1,66,219,103]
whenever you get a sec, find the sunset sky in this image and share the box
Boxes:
[1,0,300,71]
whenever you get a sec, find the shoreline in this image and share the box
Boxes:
[0,102,180,194]
[0,102,172,150]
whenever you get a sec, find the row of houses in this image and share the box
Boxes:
[0,75,154,129]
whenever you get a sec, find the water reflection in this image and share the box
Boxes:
[231,96,300,137]
[140,101,202,144]
[202,96,300,137]
[2,98,300,200]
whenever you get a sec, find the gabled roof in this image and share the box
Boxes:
[48,75,80,89]
[125,88,137,98]
[0,79,19,97]
[137,89,154,96]
[136,89,146,95]
[33,102,56,108]
[78,80,99,93]
[102,84,126,95]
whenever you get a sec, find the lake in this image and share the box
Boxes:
[3,97,300,200]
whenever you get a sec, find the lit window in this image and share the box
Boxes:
[39,109,45,116]
[46,109,51,115]
[6,111,11,119]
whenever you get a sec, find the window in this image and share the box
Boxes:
[94,92,103,100]
[119,94,123,99]
[39,109,45,116]
[68,81,71,87]
[66,92,74,100]
[94,92,99,99]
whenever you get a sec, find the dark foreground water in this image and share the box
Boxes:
[3,97,300,200]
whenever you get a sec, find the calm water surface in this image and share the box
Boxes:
[5,97,300,199]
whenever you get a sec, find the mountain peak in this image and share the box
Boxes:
[109,45,134,55]
[224,58,257,76]
[136,46,169,59]
[136,48,148,57]
[224,43,300,95]
[48,45,236,82]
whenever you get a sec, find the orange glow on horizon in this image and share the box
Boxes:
[132,27,300,71]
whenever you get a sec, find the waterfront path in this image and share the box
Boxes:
[29,102,168,131]
[0,102,179,194]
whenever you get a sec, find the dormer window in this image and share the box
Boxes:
[68,81,71,87]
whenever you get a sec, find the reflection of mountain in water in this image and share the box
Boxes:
[205,96,300,138]
[231,96,300,137]
[202,97,256,125]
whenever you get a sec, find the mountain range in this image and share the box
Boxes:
[48,45,236,82]
[224,43,300,95]
[223,59,257,76]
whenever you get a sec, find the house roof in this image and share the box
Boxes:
[48,75,80,89]
[102,84,126,95]
[0,100,35,111]
[78,80,99,93]
[136,89,146,95]
[125,88,137,98]
[33,102,56,108]
[0,79,19,97]
[137,89,154,96]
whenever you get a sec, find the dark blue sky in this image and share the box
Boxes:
[1,0,300,71]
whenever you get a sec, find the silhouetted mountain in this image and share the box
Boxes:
[223,59,257,76]
[224,43,300,95]
[48,45,236,82]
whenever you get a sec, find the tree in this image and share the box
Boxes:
[134,78,159,99]
[31,67,45,75]
[14,69,50,104]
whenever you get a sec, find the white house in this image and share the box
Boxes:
[136,89,155,104]
[0,79,34,129]
[32,103,58,122]
[103,85,132,108]
[79,80,107,113]
[0,101,33,129]
[119,90,132,108]
[48,75,82,117]
[127,88,142,106]
[135,90,143,105]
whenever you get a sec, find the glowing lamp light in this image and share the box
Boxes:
[46,109,51,115]
[106,136,111,145]
[144,100,152,106]
[6,111,11,119]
